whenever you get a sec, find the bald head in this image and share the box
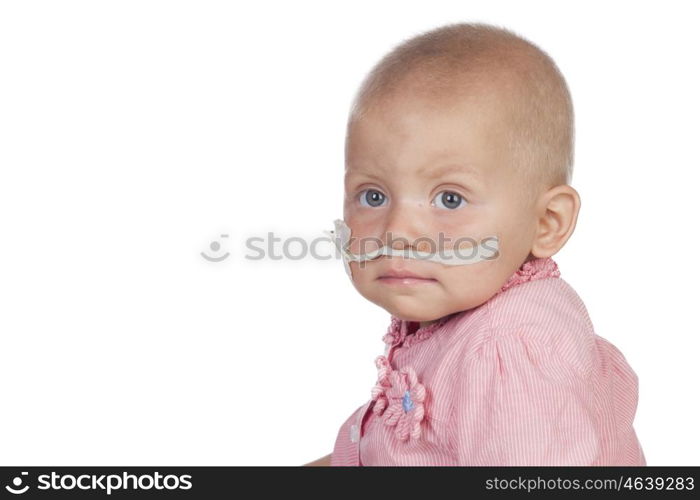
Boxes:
[346,22,575,198]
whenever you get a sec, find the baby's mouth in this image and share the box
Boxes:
[377,269,438,286]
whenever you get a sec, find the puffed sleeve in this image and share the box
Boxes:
[330,402,368,466]
[451,334,600,465]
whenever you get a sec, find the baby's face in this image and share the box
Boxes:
[343,90,540,322]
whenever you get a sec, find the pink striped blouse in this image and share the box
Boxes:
[330,257,646,466]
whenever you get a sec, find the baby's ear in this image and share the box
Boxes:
[530,184,581,258]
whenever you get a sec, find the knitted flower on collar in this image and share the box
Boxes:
[371,356,426,442]
[371,355,393,415]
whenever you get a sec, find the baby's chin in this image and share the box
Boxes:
[357,283,488,323]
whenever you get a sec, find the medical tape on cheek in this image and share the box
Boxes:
[322,219,355,278]
[323,219,500,278]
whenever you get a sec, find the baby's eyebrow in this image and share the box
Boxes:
[422,163,480,180]
[345,162,482,188]
[344,168,384,183]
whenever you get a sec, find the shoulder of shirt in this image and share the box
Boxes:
[449,276,597,380]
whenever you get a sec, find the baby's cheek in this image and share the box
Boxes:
[350,264,394,309]
[349,261,379,289]
[439,262,501,307]
[344,216,385,254]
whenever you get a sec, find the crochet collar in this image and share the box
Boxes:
[382,256,561,348]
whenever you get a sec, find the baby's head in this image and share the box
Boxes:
[342,22,580,324]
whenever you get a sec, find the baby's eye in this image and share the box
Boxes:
[432,191,467,210]
[359,189,387,208]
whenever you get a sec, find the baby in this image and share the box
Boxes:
[306,22,645,466]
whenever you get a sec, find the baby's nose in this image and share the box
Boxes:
[385,208,433,253]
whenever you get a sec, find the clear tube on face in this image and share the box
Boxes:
[323,219,500,278]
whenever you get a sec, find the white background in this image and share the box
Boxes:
[1,0,698,466]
